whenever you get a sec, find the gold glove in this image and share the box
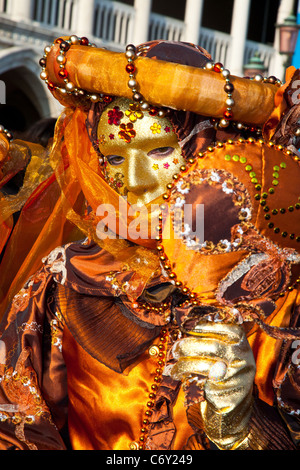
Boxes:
[170,322,256,450]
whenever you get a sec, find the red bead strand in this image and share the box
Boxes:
[129,328,169,450]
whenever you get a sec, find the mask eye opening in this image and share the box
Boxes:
[147,147,175,158]
[106,155,125,166]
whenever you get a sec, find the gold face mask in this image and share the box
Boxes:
[97,98,185,207]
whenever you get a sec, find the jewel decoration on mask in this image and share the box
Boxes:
[118,123,136,143]
[109,134,114,140]
[40,35,114,105]
[125,103,144,123]
[109,172,124,190]
[108,106,124,125]
[150,123,162,134]
[98,135,106,145]
[163,163,170,169]
[152,164,159,170]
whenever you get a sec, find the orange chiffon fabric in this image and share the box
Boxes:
[63,326,191,450]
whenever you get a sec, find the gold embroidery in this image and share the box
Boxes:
[0,348,51,425]
[50,318,63,352]
[12,270,47,312]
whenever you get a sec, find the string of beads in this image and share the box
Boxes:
[129,328,169,450]
[39,35,113,104]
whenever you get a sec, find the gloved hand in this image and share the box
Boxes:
[170,321,256,450]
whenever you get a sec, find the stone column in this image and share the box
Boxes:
[133,0,152,45]
[229,0,251,76]
[75,0,95,37]
[10,0,32,22]
[183,0,204,45]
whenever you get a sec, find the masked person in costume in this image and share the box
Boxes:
[0,37,300,450]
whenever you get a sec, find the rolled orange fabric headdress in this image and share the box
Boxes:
[43,37,278,126]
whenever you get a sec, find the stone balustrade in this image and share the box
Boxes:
[148,12,184,42]
[93,0,134,47]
